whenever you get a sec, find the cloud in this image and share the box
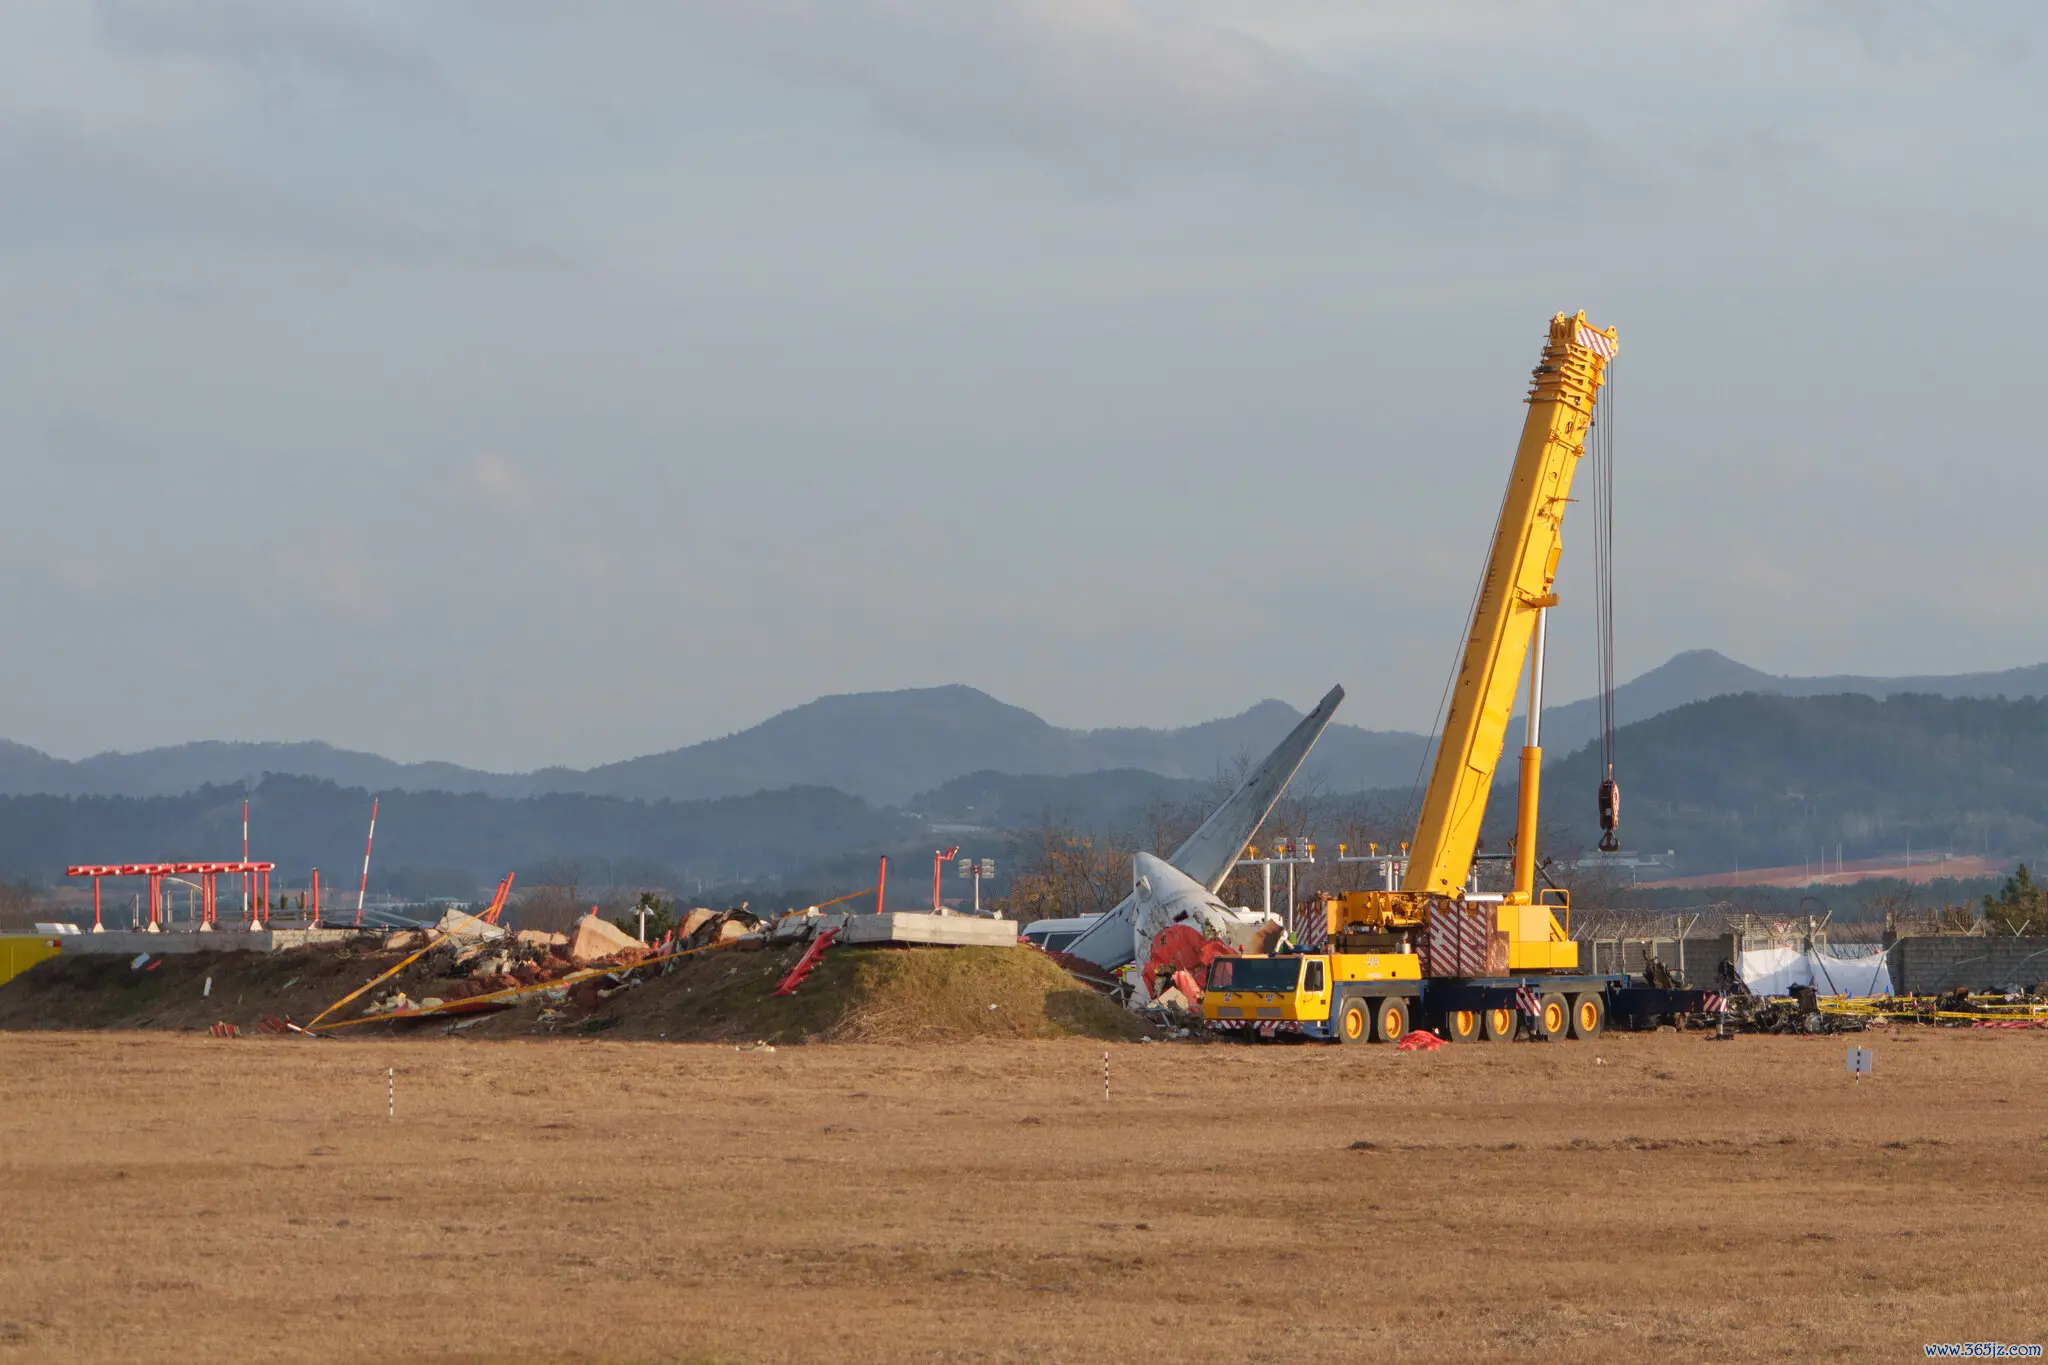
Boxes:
[467,454,532,508]
[93,0,439,89]
[44,415,155,466]
[709,0,1360,157]
[0,113,558,266]
[489,0,1597,198]
[269,528,389,620]
[1788,0,2036,64]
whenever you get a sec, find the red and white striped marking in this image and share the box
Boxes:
[1296,912,1328,950]
[356,797,378,927]
[1514,986,1543,1017]
[1703,993,1730,1013]
[1423,904,1491,977]
[1574,324,1618,360]
[1208,1018,1305,1035]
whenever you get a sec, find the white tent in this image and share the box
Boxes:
[1738,944,1891,997]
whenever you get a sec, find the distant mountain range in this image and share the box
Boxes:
[1519,692,2048,879]
[16,684,2048,898]
[0,687,1430,805]
[1528,650,2048,757]
[7,650,2048,807]
[0,776,912,904]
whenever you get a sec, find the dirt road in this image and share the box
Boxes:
[0,1029,2039,1363]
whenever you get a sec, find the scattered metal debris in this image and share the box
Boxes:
[773,927,839,997]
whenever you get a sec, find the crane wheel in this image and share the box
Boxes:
[1442,1008,1482,1043]
[1337,997,1370,1045]
[1568,992,1606,1039]
[1371,997,1409,1043]
[1532,992,1569,1041]
[1482,1005,1519,1043]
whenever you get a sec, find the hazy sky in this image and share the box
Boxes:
[3,1,2042,770]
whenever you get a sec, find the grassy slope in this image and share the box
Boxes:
[529,944,1147,1045]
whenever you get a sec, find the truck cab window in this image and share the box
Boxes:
[1304,961,1325,992]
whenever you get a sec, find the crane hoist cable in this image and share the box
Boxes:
[1592,362,1621,851]
[1407,446,1515,825]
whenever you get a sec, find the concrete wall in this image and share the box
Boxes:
[58,928,359,956]
[1887,937,2048,994]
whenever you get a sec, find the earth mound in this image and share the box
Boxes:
[0,940,1149,1045]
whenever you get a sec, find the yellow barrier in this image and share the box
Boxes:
[1817,995,2048,1024]
[0,935,64,988]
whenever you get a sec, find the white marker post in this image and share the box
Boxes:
[1846,1047,1872,1080]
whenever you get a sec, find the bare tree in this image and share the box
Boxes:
[990,822,1134,928]
[0,879,38,934]
[514,861,584,935]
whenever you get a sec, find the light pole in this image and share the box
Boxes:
[932,847,959,913]
[957,857,995,914]
[1239,838,1317,937]
[1332,842,1408,891]
[166,877,204,931]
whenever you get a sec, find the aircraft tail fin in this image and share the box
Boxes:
[1058,684,1344,969]
[1172,683,1345,892]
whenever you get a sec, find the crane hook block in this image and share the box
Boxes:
[1597,777,1621,853]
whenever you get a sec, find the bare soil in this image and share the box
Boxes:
[1643,854,2006,890]
[1,1028,2041,1363]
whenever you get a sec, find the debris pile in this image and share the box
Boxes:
[336,912,678,1027]
[1698,978,2048,1034]
[684,906,767,949]
[1719,984,1862,1035]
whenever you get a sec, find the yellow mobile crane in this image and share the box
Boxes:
[1203,312,1721,1043]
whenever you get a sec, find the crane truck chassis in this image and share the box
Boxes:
[1201,944,1724,1044]
[1201,312,1727,1043]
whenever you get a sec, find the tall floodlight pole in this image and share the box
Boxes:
[356,797,379,928]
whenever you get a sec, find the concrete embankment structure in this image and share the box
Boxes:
[54,928,360,956]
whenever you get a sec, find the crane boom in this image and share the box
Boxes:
[1403,311,1616,897]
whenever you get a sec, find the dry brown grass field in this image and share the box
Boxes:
[0,1028,2041,1364]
